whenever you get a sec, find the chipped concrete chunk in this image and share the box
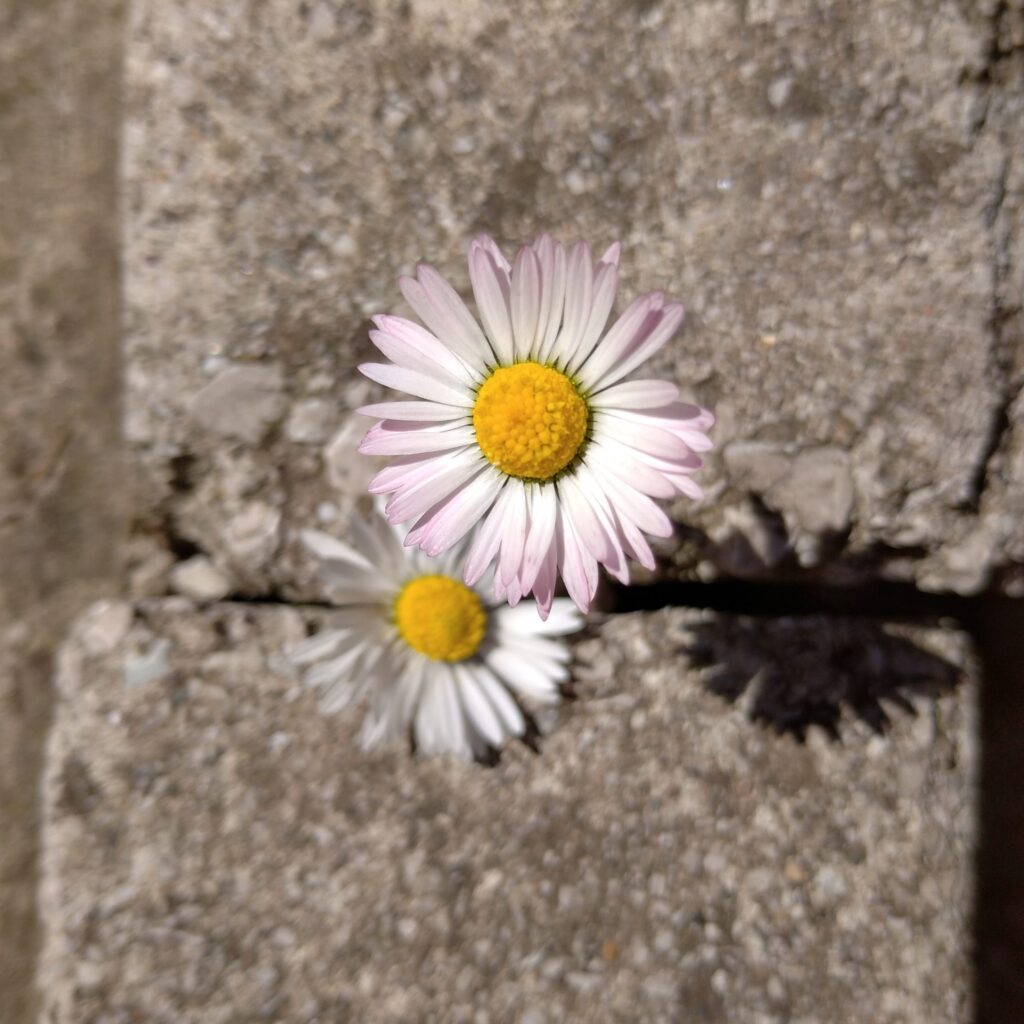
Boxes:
[169,556,231,604]
[190,365,285,444]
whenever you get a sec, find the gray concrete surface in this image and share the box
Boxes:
[4,1,1020,1020]
[121,0,1023,602]
[0,2,126,1020]
[39,603,975,1024]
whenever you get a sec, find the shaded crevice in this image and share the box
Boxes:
[965,148,1020,513]
[962,0,1023,514]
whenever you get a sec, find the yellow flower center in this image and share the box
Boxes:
[393,575,487,662]
[472,362,589,481]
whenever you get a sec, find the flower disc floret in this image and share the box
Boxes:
[394,574,487,662]
[472,362,588,481]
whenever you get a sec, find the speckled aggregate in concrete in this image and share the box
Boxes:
[122,0,1023,602]
[39,602,975,1023]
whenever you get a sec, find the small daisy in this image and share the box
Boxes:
[288,508,582,760]
[358,234,713,616]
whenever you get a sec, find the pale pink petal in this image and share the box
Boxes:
[566,259,618,374]
[463,484,515,585]
[614,506,657,570]
[590,379,680,410]
[358,400,466,422]
[369,450,463,496]
[520,485,557,595]
[385,451,484,522]
[472,233,512,274]
[586,441,676,499]
[468,241,514,364]
[530,540,558,620]
[359,362,470,407]
[594,413,695,460]
[371,315,478,384]
[510,245,542,361]
[570,464,630,583]
[591,463,674,538]
[534,236,568,364]
[412,468,504,556]
[399,267,490,373]
[358,422,475,457]
[557,474,611,562]
[556,507,598,612]
[599,241,621,266]
[668,474,705,500]
[552,241,593,368]
[586,301,685,391]
[574,292,660,389]
[498,482,528,588]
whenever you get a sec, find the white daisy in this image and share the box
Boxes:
[358,234,713,616]
[288,507,582,760]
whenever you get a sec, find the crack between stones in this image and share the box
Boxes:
[963,0,1023,515]
[209,578,1016,631]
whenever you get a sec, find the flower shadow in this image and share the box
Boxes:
[682,614,963,742]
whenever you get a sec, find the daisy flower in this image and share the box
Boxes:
[358,234,713,616]
[288,508,582,760]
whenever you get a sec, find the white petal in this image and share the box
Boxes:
[300,529,374,571]
[454,664,506,747]
[305,640,369,691]
[473,664,526,737]
[494,599,581,637]
[486,647,561,704]
[359,362,471,407]
[288,628,349,667]
[435,666,472,759]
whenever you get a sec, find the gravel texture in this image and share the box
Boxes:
[122,0,1023,601]
[40,602,975,1024]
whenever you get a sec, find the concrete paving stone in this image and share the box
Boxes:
[121,0,1022,599]
[39,602,975,1023]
